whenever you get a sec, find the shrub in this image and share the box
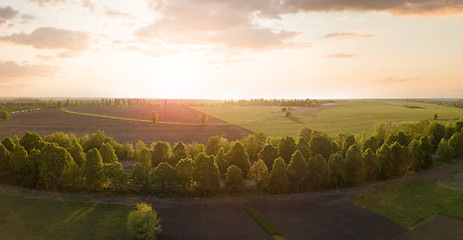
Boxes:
[225,165,244,194]
[127,202,162,240]
[199,112,208,125]
[150,111,158,123]
[0,110,9,120]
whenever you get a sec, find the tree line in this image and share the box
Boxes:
[1,118,462,196]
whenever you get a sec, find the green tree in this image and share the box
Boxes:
[437,138,455,162]
[99,142,118,164]
[248,159,269,193]
[258,144,279,171]
[9,145,29,184]
[150,162,175,195]
[225,165,244,194]
[373,122,390,144]
[426,122,446,151]
[362,149,381,182]
[24,149,41,188]
[0,143,10,179]
[243,133,264,162]
[328,152,346,188]
[199,112,208,125]
[285,109,292,118]
[104,162,129,193]
[19,132,44,153]
[186,143,205,159]
[227,141,250,178]
[150,110,158,123]
[362,136,379,153]
[131,163,149,193]
[309,135,338,160]
[296,137,311,161]
[341,135,356,158]
[306,154,329,190]
[298,127,315,142]
[67,138,85,167]
[2,137,16,152]
[268,157,289,194]
[83,148,104,191]
[215,148,229,178]
[449,132,463,158]
[287,150,307,192]
[138,148,152,170]
[174,157,194,196]
[151,141,171,168]
[206,136,221,156]
[44,132,73,148]
[0,110,9,120]
[193,153,220,196]
[345,144,363,184]
[171,141,188,166]
[127,202,162,240]
[419,136,433,169]
[376,144,394,179]
[456,118,463,132]
[278,136,296,164]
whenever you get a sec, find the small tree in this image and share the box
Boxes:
[278,136,296,164]
[287,150,307,192]
[248,159,269,193]
[150,111,158,123]
[193,153,220,196]
[268,157,289,194]
[127,202,162,240]
[131,163,149,193]
[434,114,438,120]
[258,144,279,171]
[199,112,208,125]
[150,162,175,195]
[174,158,194,196]
[83,148,104,191]
[0,110,10,120]
[437,138,455,162]
[225,165,244,194]
[285,109,292,118]
[99,142,118,164]
[306,154,329,190]
[228,141,250,178]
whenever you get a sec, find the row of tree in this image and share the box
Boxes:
[0,118,462,196]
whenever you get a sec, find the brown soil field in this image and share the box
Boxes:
[0,109,251,145]
[66,106,226,124]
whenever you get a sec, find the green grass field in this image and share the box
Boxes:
[193,100,463,137]
[352,180,463,228]
[243,205,285,240]
[0,193,131,240]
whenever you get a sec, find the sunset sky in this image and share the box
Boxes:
[1,0,463,99]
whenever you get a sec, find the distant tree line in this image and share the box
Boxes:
[1,118,463,196]
[220,98,327,107]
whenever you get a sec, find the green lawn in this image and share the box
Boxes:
[352,181,463,228]
[0,193,131,240]
[193,100,463,137]
[243,205,285,240]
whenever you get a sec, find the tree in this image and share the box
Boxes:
[278,136,296,164]
[298,127,315,142]
[373,122,390,144]
[19,132,44,153]
[215,148,229,178]
[38,143,80,191]
[268,157,289,194]
[248,159,269,193]
[434,114,438,120]
[309,135,338,160]
[225,165,244,194]
[419,136,433,169]
[376,144,394,179]
[243,133,264,162]
[328,152,346,188]
[362,149,381,182]
[151,141,171,168]
[228,141,250,178]
[131,163,149,193]
[341,135,357,158]
[150,162,175,195]
[306,154,329,190]
[345,144,363,184]
[150,110,158,123]
[287,150,307,192]
[174,157,194,196]
[285,109,292,118]
[104,162,129,193]
[0,110,9,120]
[258,144,279,171]
[437,138,455,162]
[99,142,118,164]
[199,112,208,125]
[456,118,463,132]
[8,145,29,185]
[193,153,220,196]
[0,143,10,179]
[449,132,463,158]
[67,138,85,167]
[296,137,311,161]
[206,136,221,156]
[2,137,16,152]
[426,122,446,151]
[83,148,104,191]
[138,148,152,170]
[171,141,188,166]
[127,202,162,240]
[362,136,379,153]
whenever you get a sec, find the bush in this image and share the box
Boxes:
[0,110,9,120]
[127,202,162,240]
[199,112,208,125]
[150,111,158,123]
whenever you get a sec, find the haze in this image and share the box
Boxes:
[1,0,462,99]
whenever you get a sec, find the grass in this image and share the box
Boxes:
[0,193,132,240]
[352,180,463,228]
[193,100,463,137]
[243,205,285,240]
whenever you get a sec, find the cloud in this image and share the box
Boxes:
[324,53,357,58]
[29,0,67,6]
[0,27,90,51]
[377,77,419,83]
[103,6,132,18]
[324,32,374,39]
[283,0,463,16]
[0,6,19,20]
[0,61,58,80]
[82,0,96,11]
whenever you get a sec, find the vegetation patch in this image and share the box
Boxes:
[0,193,131,240]
[352,180,463,228]
[243,205,285,240]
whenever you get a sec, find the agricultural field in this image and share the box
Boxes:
[0,108,251,145]
[193,100,463,137]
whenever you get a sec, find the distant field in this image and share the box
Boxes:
[0,193,131,240]
[193,100,463,137]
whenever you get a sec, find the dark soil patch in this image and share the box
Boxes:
[403,106,425,109]
[66,106,226,124]
[0,109,251,145]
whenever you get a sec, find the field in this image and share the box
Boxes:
[0,108,251,145]
[0,193,131,240]
[193,100,463,137]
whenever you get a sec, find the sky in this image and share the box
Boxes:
[0,0,462,99]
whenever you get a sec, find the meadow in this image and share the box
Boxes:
[193,100,463,137]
